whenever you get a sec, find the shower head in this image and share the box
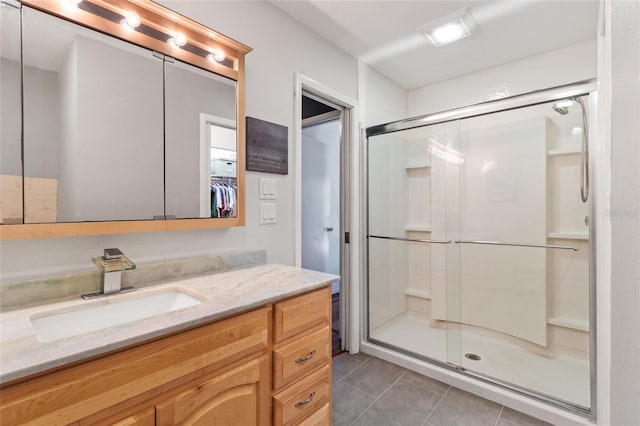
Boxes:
[553,99,574,115]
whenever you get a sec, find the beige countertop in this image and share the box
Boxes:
[0,263,339,384]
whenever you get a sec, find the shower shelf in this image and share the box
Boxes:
[405,225,431,232]
[405,288,431,300]
[547,147,581,156]
[548,317,589,332]
[405,162,430,170]
[547,232,589,240]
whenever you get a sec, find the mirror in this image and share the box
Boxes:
[0,2,22,225]
[22,6,165,223]
[0,0,250,238]
[164,60,237,219]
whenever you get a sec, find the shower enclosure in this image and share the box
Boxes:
[365,82,595,417]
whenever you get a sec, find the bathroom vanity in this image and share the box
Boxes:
[0,264,336,425]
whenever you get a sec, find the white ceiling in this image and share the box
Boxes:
[272,0,599,90]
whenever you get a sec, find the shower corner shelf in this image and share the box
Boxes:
[547,232,589,240]
[404,288,431,300]
[548,317,589,332]
[405,162,431,170]
[547,147,581,156]
[405,225,431,232]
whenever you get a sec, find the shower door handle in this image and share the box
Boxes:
[454,240,578,251]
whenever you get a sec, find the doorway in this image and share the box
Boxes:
[301,94,344,356]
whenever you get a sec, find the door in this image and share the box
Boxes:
[155,356,270,425]
[301,92,345,355]
[301,117,341,285]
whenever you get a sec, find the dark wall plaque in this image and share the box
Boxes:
[246,116,288,174]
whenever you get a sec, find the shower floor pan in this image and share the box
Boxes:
[370,311,590,408]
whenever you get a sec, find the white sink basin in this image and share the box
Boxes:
[31,290,203,343]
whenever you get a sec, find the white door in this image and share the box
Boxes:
[302,119,341,293]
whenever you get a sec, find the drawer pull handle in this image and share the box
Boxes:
[295,349,317,364]
[294,391,316,408]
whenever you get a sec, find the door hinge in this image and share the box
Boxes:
[344,232,350,244]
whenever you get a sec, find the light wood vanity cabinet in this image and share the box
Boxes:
[0,286,332,426]
[272,286,332,425]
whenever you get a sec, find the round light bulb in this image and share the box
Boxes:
[213,49,225,62]
[170,32,187,47]
[123,11,141,29]
[207,49,226,63]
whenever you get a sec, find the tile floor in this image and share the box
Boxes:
[332,353,552,426]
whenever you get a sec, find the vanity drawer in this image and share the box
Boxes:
[274,287,331,343]
[273,365,330,426]
[298,403,330,426]
[274,326,330,390]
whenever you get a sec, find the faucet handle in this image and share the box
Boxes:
[104,248,124,260]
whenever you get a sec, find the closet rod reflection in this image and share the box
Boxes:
[454,240,578,251]
[368,235,451,244]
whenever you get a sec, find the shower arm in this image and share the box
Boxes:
[575,97,590,203]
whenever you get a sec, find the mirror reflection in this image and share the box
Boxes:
[164,60,237,219]
[22,7,164,223]
[7,6,239,225]
[0,3,23,224]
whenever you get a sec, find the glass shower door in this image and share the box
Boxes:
[449,99,591,409]
[367,122,452,365]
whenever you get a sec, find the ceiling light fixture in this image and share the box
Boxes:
[122,11,141,29]
[417,7,478,47]
[65,0,83,4]
[168,32,187,47]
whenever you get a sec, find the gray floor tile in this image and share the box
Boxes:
[427,388,502,426]
[497,407,552,426]
[332,381,376,426]
[332,352,371,383]
[352,380,442,426]
[343,357,407,398]
[401,370,450,395]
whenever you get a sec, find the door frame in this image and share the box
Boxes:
[293,73,360,353]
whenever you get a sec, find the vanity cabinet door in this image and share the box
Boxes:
[155,356,270,426]
[112,407,155,426]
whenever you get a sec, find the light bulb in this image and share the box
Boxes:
[123,11,141,29]
[169,32,187,47]
[213,49,225,62]
[207,49,226,63]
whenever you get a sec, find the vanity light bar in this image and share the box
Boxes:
[68,0,234,69]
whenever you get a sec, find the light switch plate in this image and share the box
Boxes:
[259,178,276,200]
[259,203,277,224]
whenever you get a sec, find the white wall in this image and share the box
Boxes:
[408,40,596,117]
[358,61,407,127]
[608,1,640,424]
[0,0,357,281]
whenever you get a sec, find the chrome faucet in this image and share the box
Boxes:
[82,248,137,299]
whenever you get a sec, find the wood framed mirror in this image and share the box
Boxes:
[0,0,251,239]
